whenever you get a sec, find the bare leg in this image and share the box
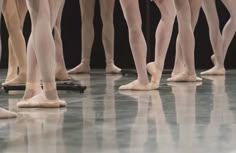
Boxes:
[100,0,121,74]
[2,0,27,85]
[68,0,95,74]
[119,0,152,90]
[168,0,202,82]
[147,0,176,88]
[54,0,70,80]
[18,0,65,108]
[201,0,225,75]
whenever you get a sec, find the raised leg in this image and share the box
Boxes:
[147,0,176,88]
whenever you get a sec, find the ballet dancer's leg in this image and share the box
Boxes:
[147,0,176,88]
[0,0,17,119]
[4,0,27,83]
[2,0,27,85]
[119,0,152,90]
[221,0,236,63]
[21,34,42,100]
[4,42,18,83]
[202,0,236,75]
[100,0,121,74]
[18,0,65,108]
[200,0,225,75]
[68,0,95,74]
[168,0,201,82]
[171,0,202,79]
[54,0,70,80]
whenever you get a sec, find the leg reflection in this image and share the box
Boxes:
[168,82,201,152]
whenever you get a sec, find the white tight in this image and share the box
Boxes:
[24,0,64,100]
[120,0,148,84]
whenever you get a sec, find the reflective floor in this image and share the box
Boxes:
[0,69,236,153]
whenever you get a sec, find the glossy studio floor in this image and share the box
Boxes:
[0,69,236,153]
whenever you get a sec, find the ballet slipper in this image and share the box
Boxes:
[119,80,154,91]
[0,108,17,119]
[17,92,66,108]
[67,63,90,74]
[4,70,18,83]
[2,73,26,86]
[55,69,70,81]
[23,82,42,100]
[19,82,67,108]
[200,66,225,75]
[167,72,202,82]
[106,63,121,74]
[147,62,161,89]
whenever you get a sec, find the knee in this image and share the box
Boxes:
[229,17,236,28]
[162,13,176,26]
[101,16,113,27]
[128,23,142,37]
[101,9,114,25]
[81,13,93,26]
[7,25,22,38]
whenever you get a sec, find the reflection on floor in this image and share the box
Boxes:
[0,69,236,153]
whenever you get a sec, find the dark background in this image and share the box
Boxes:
[0,0,236,69]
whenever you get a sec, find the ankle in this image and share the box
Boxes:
[42,82,59,100]
[81,59,90,65]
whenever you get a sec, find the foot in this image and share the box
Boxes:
[171,65,185,78]
[18,92,66,108]
[201,66,225,75]
[2,74,26,86]
[167,72,202,82]
[0,108,17,119]
[4,73,18,84]
[56,68,70,81]
[23,83,42,100]
[4,66,18,83]
[147,62,161,89]
[67,63,90,74]
[106,64,121,74]
[171,72,180,78]
[119,80,154,90]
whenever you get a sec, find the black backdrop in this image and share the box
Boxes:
[0,0,236,69]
